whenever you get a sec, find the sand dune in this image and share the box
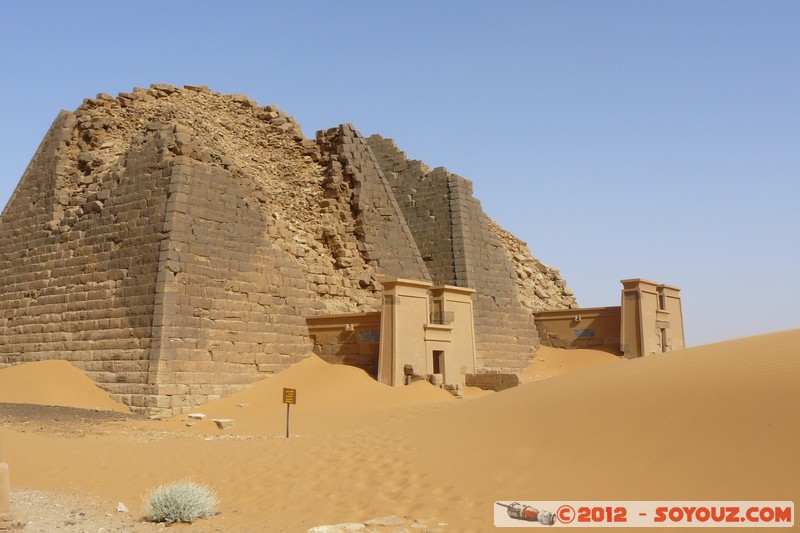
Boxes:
[520,345,623,382]
[388,330,800,516]
[158,354,457,436]
[0,360,129,413]
[1,330,798,531]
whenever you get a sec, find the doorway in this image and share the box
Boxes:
[432,350,445,380]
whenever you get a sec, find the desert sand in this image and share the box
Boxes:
[519,345,623,382]
[1,329,798,531]
[0,360,130,413]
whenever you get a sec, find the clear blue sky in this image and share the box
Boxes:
[1,1,798,346]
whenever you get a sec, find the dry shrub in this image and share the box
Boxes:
[142,479,219,524]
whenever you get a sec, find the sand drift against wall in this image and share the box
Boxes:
[0,360,129,412]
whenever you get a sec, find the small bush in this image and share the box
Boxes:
[143,479,219,524]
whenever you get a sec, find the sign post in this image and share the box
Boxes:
[282,388,296,438]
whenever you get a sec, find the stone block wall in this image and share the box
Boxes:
[316,125,430,283]
[0,112,170,411]
[367,136,539,373]
[465,372,521,391]
[535,306,623,354]
[447,172,540,371]
[306,312,382,378]
[0,97,327,416]
[367,136,457,285]
[145,152,318,417]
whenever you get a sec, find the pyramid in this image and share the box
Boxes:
[0,84,575,417]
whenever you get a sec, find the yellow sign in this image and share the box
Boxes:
[283,387,296,405]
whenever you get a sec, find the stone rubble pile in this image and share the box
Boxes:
[58,84,383,314]
[489,220,577,311]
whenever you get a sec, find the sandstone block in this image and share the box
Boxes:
[212,418,234,430]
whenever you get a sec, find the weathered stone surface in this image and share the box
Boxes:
[364,515,407,527]
[465,372,522,391]
[307,523,366,533]
[212,418,234,429]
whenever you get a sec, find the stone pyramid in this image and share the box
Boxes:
[0,84,575,417]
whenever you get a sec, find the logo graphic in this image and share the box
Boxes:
[496,502,556,526]
[493,501,794,528]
